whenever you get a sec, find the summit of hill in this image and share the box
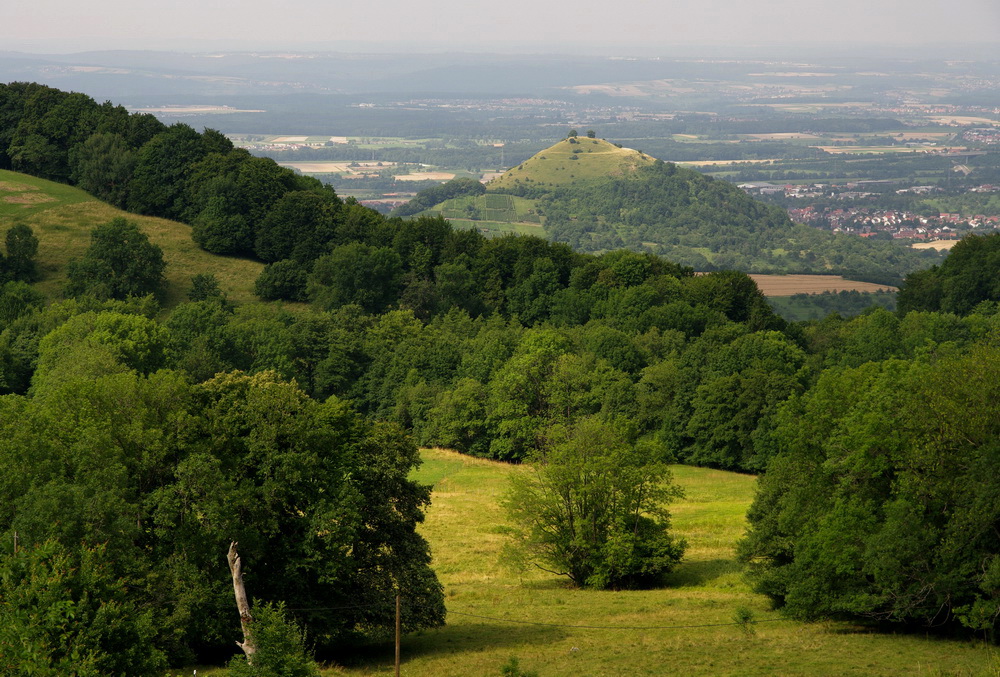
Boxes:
[487,136,656,190]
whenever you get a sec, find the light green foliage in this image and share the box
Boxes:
[499,657,539,677]
[486,328,571,460]
[0,540,166,677]
[226,603,320,677]
[32,311,169,394]
[503,417,685,589]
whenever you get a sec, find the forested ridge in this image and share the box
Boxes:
[3,81,1000,673]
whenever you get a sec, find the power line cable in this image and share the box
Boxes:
[284,601,786,631]
[446,610,785,630]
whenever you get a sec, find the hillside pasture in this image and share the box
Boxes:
[396,172,456,181]
[340,448,1000,677]
[0,170,263,307]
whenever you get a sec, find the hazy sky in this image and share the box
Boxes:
[5,0,999,53]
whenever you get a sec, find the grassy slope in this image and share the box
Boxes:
[422,138,654,236]
[0,170,263,307]
[489,137,655,191]
[321,449,999,677]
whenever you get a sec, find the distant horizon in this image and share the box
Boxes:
[6,0,999,59]
[2,40,999,60]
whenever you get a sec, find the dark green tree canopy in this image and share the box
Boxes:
[65,217,166,301]
[898,233,1000,315]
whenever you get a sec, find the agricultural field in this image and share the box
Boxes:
[747,274,897,296]
[314,448,999,677]
[912,240,960,251]
[0,170,263,307]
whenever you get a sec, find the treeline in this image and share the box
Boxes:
[767,289,897,322]
[737,234,1000,634]
[0,81,344,264]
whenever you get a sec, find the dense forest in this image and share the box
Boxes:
[3,81,1000,673]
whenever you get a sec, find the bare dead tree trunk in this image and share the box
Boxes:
[227,541,257,664]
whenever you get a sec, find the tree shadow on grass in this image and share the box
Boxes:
[332,621,565,669]
[662,558,740,587]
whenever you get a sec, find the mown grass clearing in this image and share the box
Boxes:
[321,448,998,676]
[0,170,263,308]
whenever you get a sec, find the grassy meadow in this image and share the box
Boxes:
[317,449,1000,677]
[0,170,263,307]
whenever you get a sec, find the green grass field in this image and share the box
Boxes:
[317,449,1000,677]
[0,170,264,308]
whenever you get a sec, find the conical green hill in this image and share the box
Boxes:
[488,137,656,190]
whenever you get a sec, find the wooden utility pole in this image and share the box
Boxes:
[227,541,257,664]
[395,593,401,677]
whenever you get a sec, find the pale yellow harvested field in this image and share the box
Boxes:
[396,172,456,181]
[271,136,309,142]
[879,132,953,140]
[912,240,960,251]
[747,72,837,77]
[329,136,349,144]
[746,133,823,140]
[814,146,946,154]
[278,161,397,173]
[757,102,875,110]
[749,274,897,296]
[568,83,650,96]
[929,116,1000,126]
[678,159,780,166]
